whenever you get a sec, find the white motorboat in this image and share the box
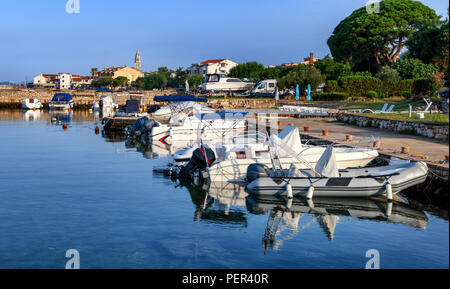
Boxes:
[48,93,74,110]
[21,98,43,110]
[151,101,215,120]
[199,74,255,94]
[149,111,248,143]
[279,105,329,116]
[173,126,379,183]
[246,146,428,198]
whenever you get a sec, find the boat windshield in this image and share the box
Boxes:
[206,74,220,82]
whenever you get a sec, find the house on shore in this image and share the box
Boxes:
[188,59,238,76]
[32,73,93,89]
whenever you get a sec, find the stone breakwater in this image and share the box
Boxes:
[0,89,341,110]
[337,113,449,141]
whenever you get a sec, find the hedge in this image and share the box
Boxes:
[312,92,349,101]
[338,76,382,96]
[324,80,340,92]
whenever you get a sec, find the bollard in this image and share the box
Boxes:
[408,105,412,118]
[95,126,100,134]
[304,126,309,132]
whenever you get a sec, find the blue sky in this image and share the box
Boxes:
[0,0,448,82]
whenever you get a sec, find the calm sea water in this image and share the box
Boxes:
[0,109,448,269]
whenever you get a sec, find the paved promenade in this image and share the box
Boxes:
[278,117,449,171]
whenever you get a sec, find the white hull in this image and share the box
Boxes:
[49,100,74,110]
[150,125,246,143]
[247,162,428,198]
[206,148,379,183]
[21,99,43,109]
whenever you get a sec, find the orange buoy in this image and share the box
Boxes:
[401,146,410,154]
[33,108,36,111]
[68,108,71,112]
[373,141,381,148]
[304,126,309,132]
[95,126,100,134]
[346,135,353,140]
[62,124,68,130]
[277,120,282,126]
[322,130,328,136]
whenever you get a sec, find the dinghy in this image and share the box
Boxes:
[202,126,379,183]
[21,98,43,110]
[246,146,428,198]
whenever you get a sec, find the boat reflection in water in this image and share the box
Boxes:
[49,110,73,125]
[22,109,42,121]
[174,180,249,227]
[167,176,429,252]
[246,195,428,252]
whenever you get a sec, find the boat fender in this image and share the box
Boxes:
[286,183,293,199]
[385,182,393,202]
[246,163,270,183]
[306,186,315,200]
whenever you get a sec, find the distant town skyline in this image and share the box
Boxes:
[0,0,448,82]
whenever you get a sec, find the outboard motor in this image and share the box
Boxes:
[178,146,216,180]
[125,117,156,140]
[147,105,161,114]
[246,163,270,183]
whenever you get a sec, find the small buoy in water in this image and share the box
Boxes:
[95,126,100,134]
[62,124,67,130]
[33,108,36,111]
[89,108,93,113]
[68,108,71,112]
[58,120,62,125]
[51,117,56,122]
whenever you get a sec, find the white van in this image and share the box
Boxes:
[251,79,277,97]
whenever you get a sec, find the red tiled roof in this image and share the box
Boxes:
[200,59,226,64]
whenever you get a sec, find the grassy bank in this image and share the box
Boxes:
[358,112,449,125]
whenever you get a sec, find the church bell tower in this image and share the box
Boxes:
[135,49,142,71]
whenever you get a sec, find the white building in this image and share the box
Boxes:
[188,59,238,76]
[59,73,72,89]
[33,73,92,89]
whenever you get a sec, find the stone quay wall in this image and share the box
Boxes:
[0,89,340,110]
[336,112,449,141]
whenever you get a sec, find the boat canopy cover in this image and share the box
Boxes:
[197,112,248,120]
[270,126,302,157]
[51,93,72,102]
[315,145,339,177]
[154,95,207,103]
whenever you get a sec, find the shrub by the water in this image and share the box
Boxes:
[401,91,412,99]
[312,92,349,101]
[324,80,340,92]
[338,76,382,96]
[366,90,378,99]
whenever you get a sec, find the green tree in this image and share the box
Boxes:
[112,76,129,88]
[327,0,438,72]
[277,65,325,92]
[315,55,353,80]
[186,74,204,87]
[376,66,401,96]
[393,58,439,79]
[228,62,265,80]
